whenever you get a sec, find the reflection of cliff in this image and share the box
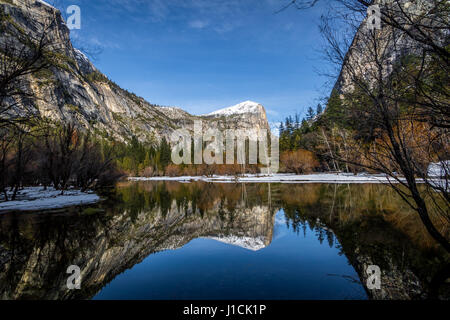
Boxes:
[278,183,449,300]
[205,205,274,251]
[0,187,275,300]
[0,181,447,300]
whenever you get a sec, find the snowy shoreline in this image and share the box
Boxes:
[0,187,100,212]
[128,173,427,184]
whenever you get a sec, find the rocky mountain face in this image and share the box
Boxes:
[333,0,440,94]
[1,0,270,143]
[202,101,269,132]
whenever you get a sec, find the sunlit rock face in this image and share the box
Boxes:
[333,0,443,95]
[201,101,270,134]
[1,1,270,143]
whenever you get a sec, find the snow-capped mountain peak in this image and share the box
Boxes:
[36,0,56,10]
[205,101,263,117]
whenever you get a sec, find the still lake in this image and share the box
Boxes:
[0,181,447,299]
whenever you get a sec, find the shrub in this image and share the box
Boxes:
[142,166,155,177]
[165,164,181,177]
[280,149,319,174]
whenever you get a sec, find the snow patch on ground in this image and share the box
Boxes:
[129,173,425,184]
[205,101,262,116]
[0,187,100,212]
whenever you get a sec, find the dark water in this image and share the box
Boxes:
[0,182,448,300]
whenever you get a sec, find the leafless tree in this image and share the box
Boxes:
[0,0,69,127]
[38,122,122,193]
[0,2,119,200]
[75,133,119,191]
[282,0,450,298]
[282,0,450,126]
[9,124,35,200]
[40,122,81,193]
[0,127,14,200]
[279,0,449,249]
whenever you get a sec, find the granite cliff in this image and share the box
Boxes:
[0,0,270,143]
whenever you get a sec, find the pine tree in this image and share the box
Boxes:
[159,137,171,170]
[279,122,285,136]
[143,151,150,168]
[294,113,300,130]
[306,107,315,121]
[316,104,323,115]
[286,116,294,136]
[301,119,309,132]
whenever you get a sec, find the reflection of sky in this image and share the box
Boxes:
[272,210,288,241]
[51,0,334,122]
[94,209,367,300]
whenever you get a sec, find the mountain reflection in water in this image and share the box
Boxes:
[0,181,448,300]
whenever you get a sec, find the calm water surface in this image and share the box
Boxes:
[94,210,365,300]
[0,182,447,300]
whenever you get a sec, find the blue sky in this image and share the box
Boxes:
[52,0,333,122]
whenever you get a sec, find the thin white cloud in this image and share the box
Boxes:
[188,20,209,29]
[100,0,264,34]
[146,0,170,22]
[266,109,279,116]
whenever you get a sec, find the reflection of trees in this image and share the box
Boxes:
[113,181,448,299]
[115,181,276,218]
[115,181,448,252]
[0,181,278,299]
[277,183,449,299]
[278,183,447,248]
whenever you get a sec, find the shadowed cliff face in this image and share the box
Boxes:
[0,182,448,300]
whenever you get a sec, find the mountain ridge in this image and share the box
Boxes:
[1,0,271,143]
